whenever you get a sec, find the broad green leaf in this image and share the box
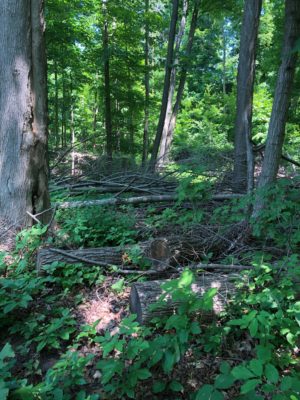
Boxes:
[240,379,262,394]
[212,391,224,400]
[169,380,184,392]
[195,384,214,399]
[214,374,235,389]
[219,362,231,375]
[153,381,166,393]
[280,376,292,390]
[163,350,175,373]
[0,389,9,400]
[178,269,194,288]
[232,365,255,380]
[0,343,14,361]
[136,368,151,380]
[249,318,258,337]
[265,364,279,383]
[249,359,263,377]
[256,345,272,362]
[111,278,125,293]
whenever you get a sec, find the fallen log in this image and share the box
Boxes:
[55,193,243,209]
[129,273,238,324]
[37,222,250,272]
[36,239,171,272]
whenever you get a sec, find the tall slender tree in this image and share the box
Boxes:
[0,0,50,230]
[253,0,300,216]
[160,0,200,165]
[103,0,113,161]
[150,0,179,167]
[233,0,262,193]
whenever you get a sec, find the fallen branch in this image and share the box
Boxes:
[55,193,243,209]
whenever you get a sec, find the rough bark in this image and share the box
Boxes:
[0,0,50,229]
[157,0,188,167]
[233,0,262,193]
[37,222,249,272]
[150,0,179,166]
[253,0,300,216]
[130,273,238,324]
[162,0,200,164]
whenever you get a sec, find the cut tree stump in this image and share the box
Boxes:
[129,273,238,324]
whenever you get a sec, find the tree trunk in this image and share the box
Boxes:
[54,61,60,149]
[0,0,50,228]
[232,0,262,193]
[130,273,238,324]
[150,0,179,167]
[103,0,113,161]
[157,0,188,168]
[142,0,150,166]
[253,0,300,216]
[162,0,200,164]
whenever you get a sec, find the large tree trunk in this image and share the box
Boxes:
[150,0,179,167]
[157,0,188,168]
[253,0,300,216]
[162,0,200,165]
[130,273,238,324]
[0,0,50,230]
[232,0,262,193]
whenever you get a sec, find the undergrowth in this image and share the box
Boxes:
[0,181,300,399]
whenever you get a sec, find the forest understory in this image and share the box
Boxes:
[1,151,300,400]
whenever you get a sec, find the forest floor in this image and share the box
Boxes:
[1,152,300,399]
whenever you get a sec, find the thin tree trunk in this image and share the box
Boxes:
[150,0,179,167]
[162,0,200,164]
[253,0,300,217]
[142,0,150,166]
[103,0,113,161]
[0,0,50,227]
[232,0,262,194]
[157,0,188,168]
[222,19,227,97]
[54,61,59,149]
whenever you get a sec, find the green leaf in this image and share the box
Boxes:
[111,278,125,293]
[0,343,14,361]
[219,362,231,375]
[152,381,166,393]
[249,318,258,337]
[232,365,255,380]
[0,389,9,400]
[195,384,214,399]
[136,368,151,380]
[264,364,279,384]
[190,321,201,334]
[169,380,183,392]
[214,374,235,389]
[211,390,224,400]
[178,269,194,288]
[256,345,272,362]
[280,376,292,390]
[240,379,262,394]
[163,351,175,374]
[249,359,263,377]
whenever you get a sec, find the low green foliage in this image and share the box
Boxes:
[56,205,137,247]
